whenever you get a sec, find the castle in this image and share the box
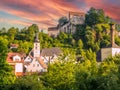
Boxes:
[48,12,85,37]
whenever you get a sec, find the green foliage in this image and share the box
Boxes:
[74,25,85,41]
[10,74,51,90]
[57,32,73,47]
[100,38,110,48]
[0,37,16,88]
[78,39,83,49]
[41,55,76,90]
[7,27,18,41]
[85,7,107,27]
[0,37,8,62]
[17,41,33,54]
[115,37,120,46]
[25,24,39,41]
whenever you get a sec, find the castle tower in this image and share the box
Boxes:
[110,23,115,46]
[33,33,40,58]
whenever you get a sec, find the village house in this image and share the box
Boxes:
[41,47,61,65]
[6,52,26,76]
[10,43,19,49]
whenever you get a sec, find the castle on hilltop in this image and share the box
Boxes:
[48,11,85,37]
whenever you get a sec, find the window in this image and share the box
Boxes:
[33,64,35,67]
[37,64,39,67]
[15,58,20,61]
[41,69,44,72]
[64,27,66,31]
[36,70,39,72]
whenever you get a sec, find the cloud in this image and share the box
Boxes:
[0,0,120,29]
[0,0,81,28]
[84,0,120,21]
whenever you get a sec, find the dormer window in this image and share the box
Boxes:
[13,55,21,62]
[15,58,20,61]
[37,64,39,67]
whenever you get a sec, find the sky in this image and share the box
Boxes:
[0,0,120,30]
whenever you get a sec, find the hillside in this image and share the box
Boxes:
[1,7,120,90]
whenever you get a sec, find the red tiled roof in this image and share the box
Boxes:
[69,11,85,15]
[37,57,47,69]
[15,72,24,76]
[7,52,24,63]
[10,44,19,48]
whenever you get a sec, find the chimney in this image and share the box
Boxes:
[109,23,115,46]
[68,11,70,22]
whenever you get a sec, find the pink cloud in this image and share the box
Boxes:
[0,0,120,29]
[84,0,120,21]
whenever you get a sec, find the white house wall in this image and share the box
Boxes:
[15,63,23,72]
[24,56,32,62]
[26,58,43,72]
[112,48,120,56]
[41,55,58,64]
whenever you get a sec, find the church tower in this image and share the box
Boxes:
[33,33,40,58]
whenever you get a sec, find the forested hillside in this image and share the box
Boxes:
[1,7,120,90]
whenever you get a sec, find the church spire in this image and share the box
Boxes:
[34,32,39,42]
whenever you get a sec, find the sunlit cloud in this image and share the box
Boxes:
[0,0,120,29]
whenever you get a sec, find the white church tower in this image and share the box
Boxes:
[33,33,40,58]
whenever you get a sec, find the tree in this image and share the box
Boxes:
[41,51,76,90]
[0,37,16,89]
[84,27,95,48]
[74,25,85,41]
[85,7,106,27]
[100,34,110,48]
[115,37,120,46]
[0,27,6,34]
[10,74,51,90]
[78,39,83,49]
[7,27,18,41]
[18,41,33,54]
[26,24,39,41]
